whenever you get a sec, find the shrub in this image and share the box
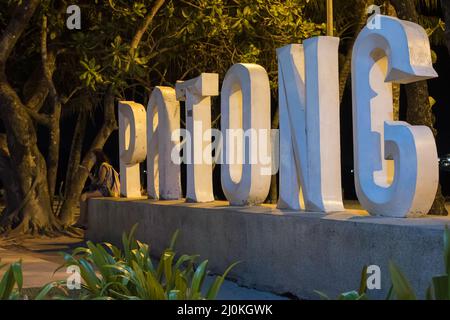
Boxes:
[48,225,239,300]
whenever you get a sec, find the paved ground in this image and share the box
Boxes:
[0,236,286,300]
[0,248,67,289]
[0,236,84,289]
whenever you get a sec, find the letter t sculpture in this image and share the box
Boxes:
[176,73,219,202]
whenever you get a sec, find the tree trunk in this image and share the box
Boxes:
[47,112,61,202]
[390,0,447,215]
[267,107,279,204]
[0,0,63,234]
[64,109,88,197]
[0,134,21,217]
[0,81,59,234]
[59,88,117,225]
[441,0,450,57]
[40,14,62,203]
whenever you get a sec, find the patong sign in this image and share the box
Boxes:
[118,15,439,218]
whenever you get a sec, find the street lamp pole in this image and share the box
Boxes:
[327,0,334,36]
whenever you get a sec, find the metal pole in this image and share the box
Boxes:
[326,0,334,36]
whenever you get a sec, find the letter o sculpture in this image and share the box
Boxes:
[221,63,272,206]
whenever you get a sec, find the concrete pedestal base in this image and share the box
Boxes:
[86,199,450,299]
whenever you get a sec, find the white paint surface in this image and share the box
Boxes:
[119,101,147,197]
[147,87,181,200]
[277,37,344,213]
[352,15,439,217]
[221,63,272,206]
[176,73,219,202]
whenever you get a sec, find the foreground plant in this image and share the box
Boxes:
[315,266,369,300]
[386,226,450,300]
[0,259,66,300]
[50,225,238,300]
[0,259,23,300]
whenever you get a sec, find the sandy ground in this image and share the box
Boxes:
[0,237,84,289]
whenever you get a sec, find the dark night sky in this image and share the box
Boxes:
[429,46,450,156]
[425,45,450,196]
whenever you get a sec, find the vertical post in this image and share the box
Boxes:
[326,0,333,36]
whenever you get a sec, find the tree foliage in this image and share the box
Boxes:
[0,0,449,235]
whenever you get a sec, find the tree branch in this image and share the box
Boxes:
[441,0,450,57]
[24,50,57,110]
[61,86,82,105]
[41,15,60,107]
[130,0,166,51]
[25,108,51,126]
[59,86,117,225]
[126,0,166,71]
[41,14,63,199]
[0,0,41,70]
[0,134,10,160]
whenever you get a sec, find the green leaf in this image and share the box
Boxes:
[432,275,449,300]
[443,226,450,300]
[190,260,209,299]
[444,226,450,275]
[358,265,368,295]
[163,251,175,288]
[0,262,22,300]
[169,230,180,250]
[11,261,23,292]
[168,290,180,300]
[78,259,101,294]
[143,268,166,299]
[426,285,434,300]
[338,291,361,300]
[206,261,241,300]
[389,261,417,300]
[206,261,240,300]
[314,290,330,300]
[385,285,394,300]
[35,282,60,300]
[429,96,437,108]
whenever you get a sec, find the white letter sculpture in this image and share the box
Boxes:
[147,87,181,200]
[221,63,272,206]
[277,37,344,212]
[176,73,219,202]
[352,15,439,217]
[119,101,147,197]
